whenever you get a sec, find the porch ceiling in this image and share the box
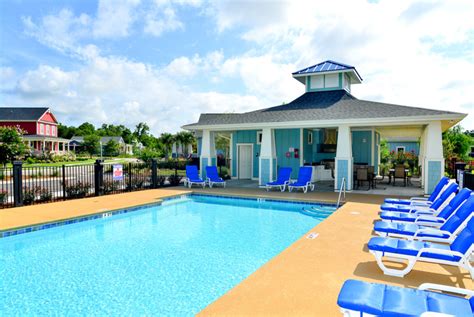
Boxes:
[376,125,424,139]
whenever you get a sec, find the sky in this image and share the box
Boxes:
[0,0,473,134]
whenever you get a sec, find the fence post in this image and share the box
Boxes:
[62,164,66,200]
[94,159,103,196]
[128,162,132,191]
[13,161,23,207]
[151,159,158,188]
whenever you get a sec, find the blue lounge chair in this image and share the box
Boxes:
[288,166,314,193]
[266,167,292,192]
[337,279,474,317]
[379,183,466,226]
[184,165,206,188]
[374,192,473,243]
[367,217,474,278]
[380,181,458,212]
[384,176,450,206]
[205,166,226,188]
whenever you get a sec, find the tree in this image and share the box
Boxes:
[58,123,77,139]
[443,125,472,162]
[83,134,100,158]
[104,140,120,157]
[159,133,174,160]
[134,123,150,140]
[175,131,195,156]
[76,122,96,136]
[0,126,27,166]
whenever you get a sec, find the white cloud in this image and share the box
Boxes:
[6,54,263,134]
[144,6,184,37]
[207,0,474,128]
[93,0,140,38]
[22,9,92,57]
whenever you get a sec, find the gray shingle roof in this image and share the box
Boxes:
[184,90,464,127]
[0,107,49,121]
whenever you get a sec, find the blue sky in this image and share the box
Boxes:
[0,0,473,133]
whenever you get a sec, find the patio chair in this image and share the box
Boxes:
[367,217,474,278]
[184,165,206,188]
[374,191,473,243]
[205,166,226,188]
[337,279,474,316]
[288,166,314,193]
[380,181,458,212]
[379,183,465,225]
[356,168,370,190]
[384,176,450,206]
[392,165,407,186]
[266,167,292,192]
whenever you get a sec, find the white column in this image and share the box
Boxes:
[423,121,444,194]
[335,125,353,191]
[419,128,426,188]
[259,128,277,185]
[200,129,216,178]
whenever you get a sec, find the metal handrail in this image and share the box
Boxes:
[337,177,346,208]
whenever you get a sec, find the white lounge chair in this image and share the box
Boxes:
[367,217,474,278]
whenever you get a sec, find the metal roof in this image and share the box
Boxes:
[292,60,363,83]
[0,107,50,121]
[183,90,465,128]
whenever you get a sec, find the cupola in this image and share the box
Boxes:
[292,60,362,93]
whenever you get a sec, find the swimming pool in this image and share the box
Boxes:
[1,194,336,316]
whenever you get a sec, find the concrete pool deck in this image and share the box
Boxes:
[1,187,472,316]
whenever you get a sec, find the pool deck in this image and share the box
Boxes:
[1,187,472,316]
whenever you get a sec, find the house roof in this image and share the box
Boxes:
[0,107,50,121]
[183,90,465,129]
[292,60,363,83]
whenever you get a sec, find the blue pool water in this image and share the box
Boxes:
[0,195,336,316]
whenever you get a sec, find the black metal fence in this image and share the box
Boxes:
[0,159,187,209]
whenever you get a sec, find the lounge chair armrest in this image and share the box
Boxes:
[410,201,432,207]
[418,283,474,297]
[415,215,442,222]
[413,228,452,239]
[410,206,434,214]
[417,248,465,260]
[410,197,429,201]
[410,208,436,215]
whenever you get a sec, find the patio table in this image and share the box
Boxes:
[387,168,410,185]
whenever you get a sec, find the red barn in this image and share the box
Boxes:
[0,107,70,154]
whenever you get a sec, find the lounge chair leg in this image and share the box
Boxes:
[371,251,415,277]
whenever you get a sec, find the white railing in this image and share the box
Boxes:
[337,177,346,208]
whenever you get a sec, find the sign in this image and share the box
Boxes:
[113,164,123,181]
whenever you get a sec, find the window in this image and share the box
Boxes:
[257,131,263,144]
[46,125,50,135]
[40,124,44,134]
[51,126,55,136]
[396,146,405,153]
[308,131,313,145]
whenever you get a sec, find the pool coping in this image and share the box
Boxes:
[0,192,338,238]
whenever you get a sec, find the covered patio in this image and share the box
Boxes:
[184,61,467,195]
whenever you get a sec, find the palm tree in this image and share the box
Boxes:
[159,133,174,160]
[175,131,195,157]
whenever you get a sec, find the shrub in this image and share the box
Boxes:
[65,181,90,198]
[168,174,182,186]
[22,186,52,205]
[103,180,120,193]
[38,188,52,202]
[0,190,7,204]
[22,188,36,205]
[158,175,166,187]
